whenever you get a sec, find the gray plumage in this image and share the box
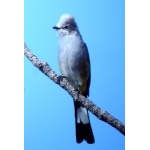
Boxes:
[53,14,95,144]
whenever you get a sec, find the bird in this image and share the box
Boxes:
[53,14,95,144]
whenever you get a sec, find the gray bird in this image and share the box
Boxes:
[53,14,95,144]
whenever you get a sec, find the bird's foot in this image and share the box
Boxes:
[56,75,66,84]
[73,88,81,101]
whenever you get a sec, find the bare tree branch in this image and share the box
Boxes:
[24,43,125,136]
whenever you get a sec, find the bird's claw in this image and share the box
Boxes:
[73,88,81,101]
[56,75,66,83]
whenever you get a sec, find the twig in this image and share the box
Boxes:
[24,43,125,135]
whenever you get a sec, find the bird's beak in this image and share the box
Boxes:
[52,26,61,30]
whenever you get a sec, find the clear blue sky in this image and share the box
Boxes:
[24,1,125,150]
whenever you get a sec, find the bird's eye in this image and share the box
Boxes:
[63,25,69,30]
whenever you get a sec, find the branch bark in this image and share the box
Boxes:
[24,43,125,136]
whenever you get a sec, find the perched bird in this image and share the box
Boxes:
[53,14,95,144]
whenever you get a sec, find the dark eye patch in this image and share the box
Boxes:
[63,25,70,30]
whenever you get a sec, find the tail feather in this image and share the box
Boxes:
[74,101,95,144]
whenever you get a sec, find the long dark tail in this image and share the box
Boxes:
[74,101,95,144]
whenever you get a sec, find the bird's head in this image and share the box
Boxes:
[53,14,78,36]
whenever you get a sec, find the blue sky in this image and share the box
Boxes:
[24,1,125,150]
